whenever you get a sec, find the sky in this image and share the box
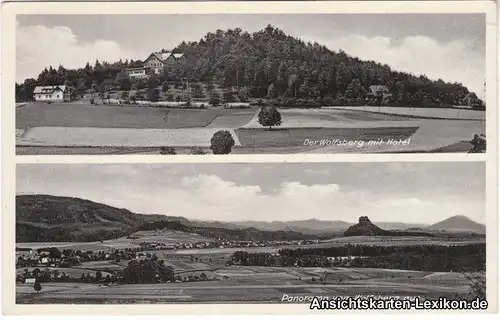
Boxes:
[16,14,485,97]
[16,162,485,225]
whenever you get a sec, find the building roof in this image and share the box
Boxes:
[146,52,185,64]
[367,85,390,96]
[33,85,67,94]
[171,53,184,59]
[463,92,478,100]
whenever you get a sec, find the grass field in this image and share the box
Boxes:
[16,102,483,154]
[16,103,255,130]
[17,230,212,251]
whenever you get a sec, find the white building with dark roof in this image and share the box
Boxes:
[33,85,71,102]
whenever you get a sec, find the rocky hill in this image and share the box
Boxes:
[343,216,433,237]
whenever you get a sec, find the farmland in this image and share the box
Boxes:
[15,228,485,304]
[16,265,479,304]
[16,101,482,154]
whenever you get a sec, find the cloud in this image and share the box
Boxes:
[312,34,485,98]
[17,164,485,224]
[16,23,142,82]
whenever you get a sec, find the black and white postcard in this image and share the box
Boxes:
[1,0,497,316]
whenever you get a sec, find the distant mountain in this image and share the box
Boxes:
[191,219,427,234]
[343,216,433,237]
[16,195,320,242]
[223,219,352,232]
[428,215,485,233]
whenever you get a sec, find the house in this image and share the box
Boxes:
[462,92,481,108]
[366,85,392,105]
[125,67,149,79]
[33,85,72,102]
[125,51,185,79]
[144,51,186,75]
[25,278,36,284]
[40,256,51,264]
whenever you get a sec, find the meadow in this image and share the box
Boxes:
[17,102,454,154]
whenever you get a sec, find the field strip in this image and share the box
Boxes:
[311,118,484,153]
[16,127,242,147]
[242,110,420,129]
[326,106,486,121]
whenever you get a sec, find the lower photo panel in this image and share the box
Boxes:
[15,162,486,305]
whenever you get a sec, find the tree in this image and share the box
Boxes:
[162,81,170,93]
[190,147,206,155]
[160,147,176,155]
[210,130,235,154]
[238,87,249,102]
[34,281,42,293]
[258,106,282,130]
[114,70,132,91]
[136,79,147,90]
[200,272,208,281]
[469,134,486,153]
[121,91,129,101]
[267,83,278,99]
[209,92,220,106]
[148,88,160,102]
[191,83,205,98]
[95,270,103,282]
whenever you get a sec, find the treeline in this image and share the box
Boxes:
[229,243,486,272]
[16,223,134,242]
[137,220,192,233]
[277,243,485,257]
[16,25,483,109]
[138,220,320,242]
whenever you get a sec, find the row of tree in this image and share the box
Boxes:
[16,25,483,108]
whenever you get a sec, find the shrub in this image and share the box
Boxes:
[160,147,176,155]
[238,87,249,102]
[34,281,42,293]
[210,130,235,155]
[190,147,207,155]
[465,273,486,300]
[322,96,335,106]
[469,134,486,153]
[209,92,220,106]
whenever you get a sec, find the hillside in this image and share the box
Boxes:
[428,215,485,233]
[17,25,481,109]
[16,195,319,242]
[16,194,152,242]
[343,216,433,237]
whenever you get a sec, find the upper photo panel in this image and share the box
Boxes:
[15,14,486,155]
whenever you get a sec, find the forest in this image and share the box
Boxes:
[16,25,483,109]
[229,243,486,272]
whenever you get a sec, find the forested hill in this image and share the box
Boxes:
[17,25,479,107]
